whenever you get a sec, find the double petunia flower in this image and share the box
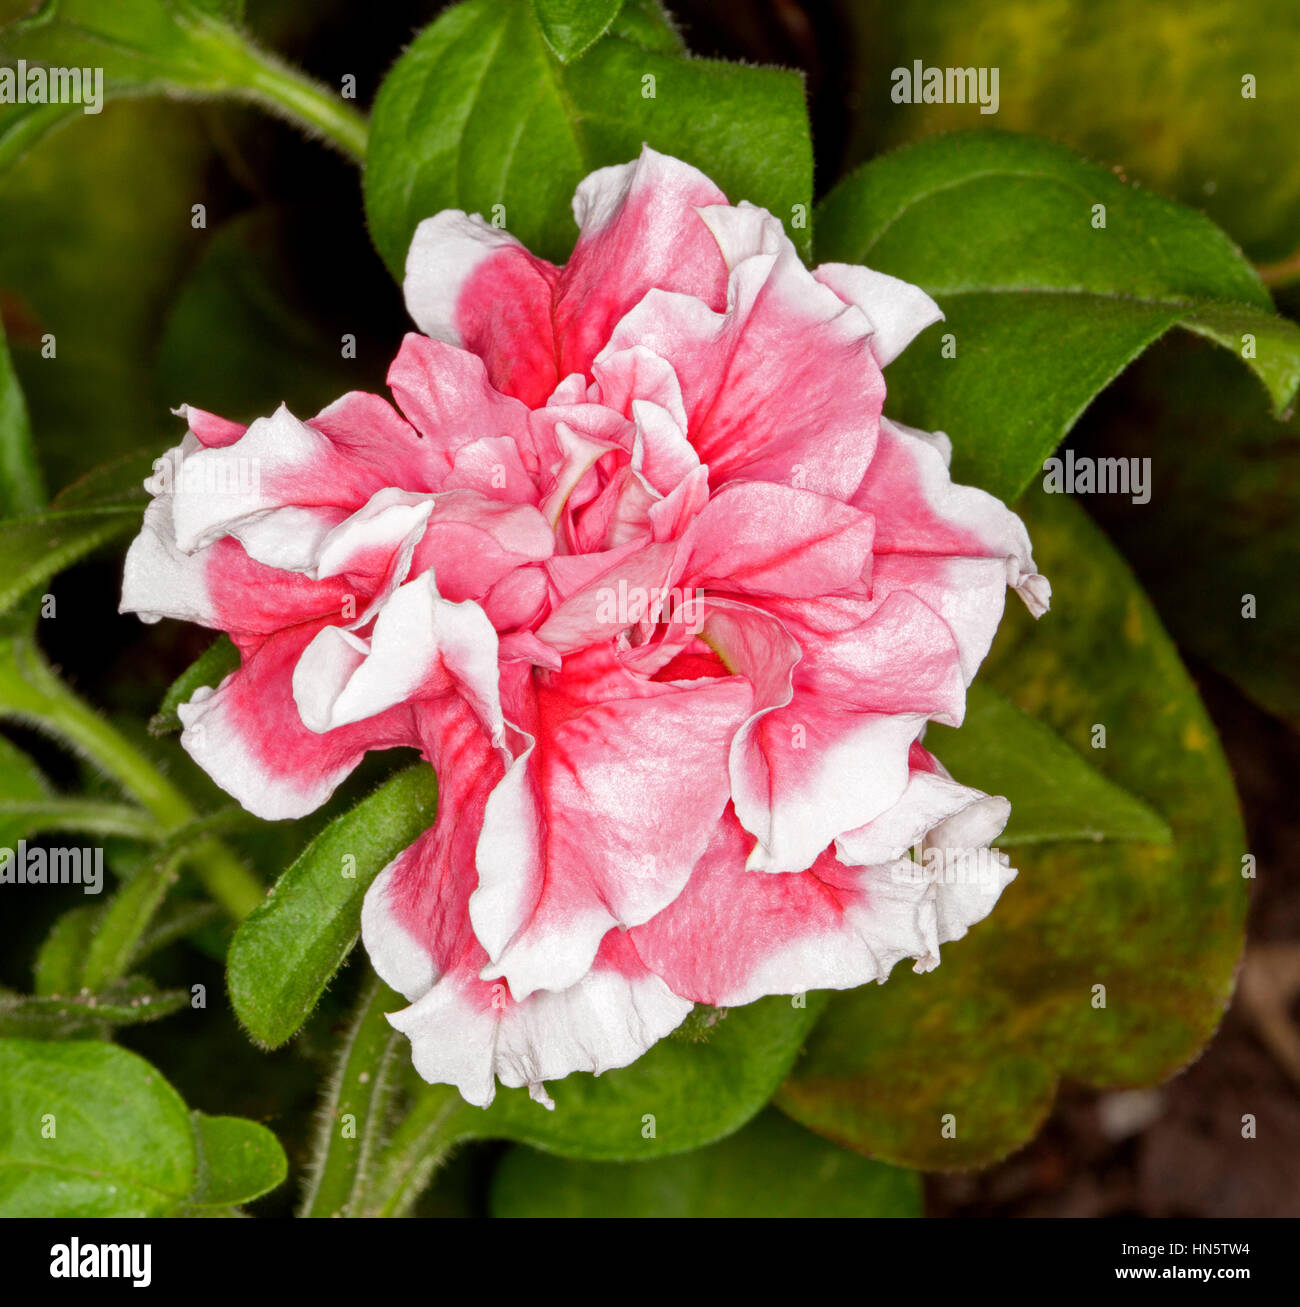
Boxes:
[122,148,1048,1108]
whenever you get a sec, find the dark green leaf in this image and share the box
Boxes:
[778,492,1248,1168]
[534,0,623,61]
[491,1108,922,1216]
[227,765,437,1047]
[364,0,812,274]
[817,132,1300,501]
[1080,334,1300,732]
[0,505,139,618]
[930,683,1171,846]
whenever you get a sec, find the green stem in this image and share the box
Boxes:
[300,974,406,1218]
[0,637,263,920]
[81,811,246,991]
[212,33,368,163]
[356,1079,466,1218]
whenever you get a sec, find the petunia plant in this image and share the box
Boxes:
[0,0,1287,1218]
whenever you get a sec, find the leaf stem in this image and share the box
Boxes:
[213,33,369,163]
[355,1078,466,1218]
[0,636,263,920]
[300,973,406,1218]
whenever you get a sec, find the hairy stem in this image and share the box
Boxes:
[0,636,263,920]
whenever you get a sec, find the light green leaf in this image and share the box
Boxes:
[816,131,1300,501]
[0,1037,194,1215]
[227,765,437,1047]
[534,0,623,61]
[930,683,1171,846]
[183,1111,287,1211]
[364,0,812,274]
[0,1038,285,1215]
[491,1108,923,1216]
[778,492,1248,1169]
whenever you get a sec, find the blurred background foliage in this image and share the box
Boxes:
[0,0,1297,1216]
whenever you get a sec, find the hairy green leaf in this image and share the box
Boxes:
[227,766,437,1047]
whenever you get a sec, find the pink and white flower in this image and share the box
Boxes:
[122,148,1048,1108]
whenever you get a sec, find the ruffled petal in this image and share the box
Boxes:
[630,794,1014,1007]
[403,213,560,408]
[178,622,417,820]
[552,146,730,378]
[469,645,753,999]
[601,201,884,500]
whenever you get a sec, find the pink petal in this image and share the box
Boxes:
[404,213,560,408]
[602,203,885,499]
[293,571,505,745]
[469,645,753,999]
[552,147,730,380]
[855,417,1050,617]
[177,622,417,820]
[386,334,539,486]
[813,263,944,367]
[630,796,1013,1007]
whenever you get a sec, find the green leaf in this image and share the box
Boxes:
[183,1111,287,1211]
[840,0,1300,264]
[356,991,828,1215]
[0,0,364,169]
[364,0,812,274]
[0,732,50,843]
[0,101,214,489]
[491,1108,923,1216]
[0,313,43,515]
[816,131,1300,501]
[50,447,155,509]
[0,1038,194,1215]
[778,492,1248,1169]
[80,812,247,992]
[0,978,188,1038]
[0,1038,285,1215]
[930,683,1171,846]
[0,505,139,618]
[534,0,623,61]
[151,634,239,735]
[456,992,828,1161]
[1079,334,1300,733]
[227,765,437,1047]
[31,904,95,997]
